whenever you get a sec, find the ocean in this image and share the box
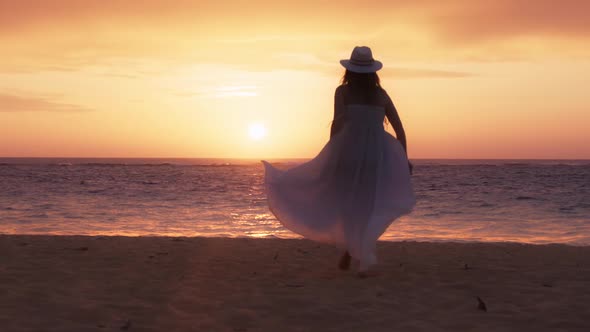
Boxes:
[1,158,589,245]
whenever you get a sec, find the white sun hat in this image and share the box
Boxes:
[339,46,383,73]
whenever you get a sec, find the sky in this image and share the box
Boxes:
[0,0,589,159]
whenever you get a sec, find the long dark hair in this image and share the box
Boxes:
[340,70,383,104]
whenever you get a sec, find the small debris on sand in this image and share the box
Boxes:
[476,296,487,312]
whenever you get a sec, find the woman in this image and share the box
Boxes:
[263,46,415,276]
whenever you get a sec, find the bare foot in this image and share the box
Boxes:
[338,252,351,270]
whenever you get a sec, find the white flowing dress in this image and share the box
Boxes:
[262,104,415,270]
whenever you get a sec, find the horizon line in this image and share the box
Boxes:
[1,156,589,161]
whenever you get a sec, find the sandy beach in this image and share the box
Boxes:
[1,235,589,331]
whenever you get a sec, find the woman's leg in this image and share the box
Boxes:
[338,251,351,270]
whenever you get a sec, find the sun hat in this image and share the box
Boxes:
[340,46,383,73]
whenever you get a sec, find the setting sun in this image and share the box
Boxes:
[248,123,267,141]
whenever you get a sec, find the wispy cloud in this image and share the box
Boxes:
[175,85,259,99]
[381,67,474,79]
[0,93,93,112]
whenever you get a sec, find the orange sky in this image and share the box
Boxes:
[0,0,589,159]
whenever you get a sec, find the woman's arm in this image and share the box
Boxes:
[385,94,413,174]
[385,96,407,154]
[330,86,346,138]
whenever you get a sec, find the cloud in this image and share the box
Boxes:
[0,0,588,73]
[0,93,93,112]
[381,68,473,79]
[175,85,259,99]
[424,1,590,43]
[2,1,587,39]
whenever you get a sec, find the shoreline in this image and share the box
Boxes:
[2,233,588,247]
[2,235,590,331]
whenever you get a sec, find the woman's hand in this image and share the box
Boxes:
[408,161,414,175]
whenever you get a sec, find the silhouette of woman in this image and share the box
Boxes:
[263,46,415,276]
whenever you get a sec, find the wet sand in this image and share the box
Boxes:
[1,235,589,331]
